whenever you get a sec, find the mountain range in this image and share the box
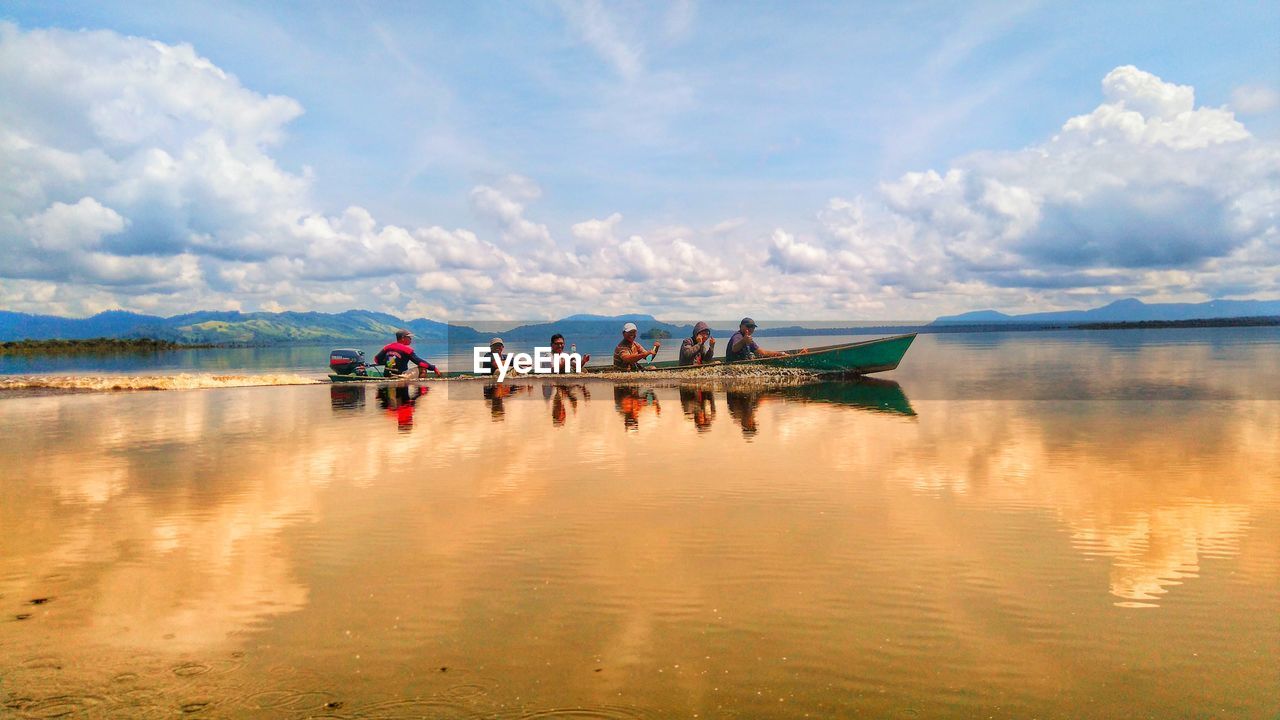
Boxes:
[930,298,1280,324]
[1,298,1277,344]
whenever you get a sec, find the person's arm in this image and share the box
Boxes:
[408,350,442,376]
[374,348,388,365]
[620,345,652,363]
[729,333,750,354]
[699,338,715,362]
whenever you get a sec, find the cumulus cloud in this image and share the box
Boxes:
[0,23,537,316]
[1231,84,1280,115]
[1,25,1276,321]
[801,65,1280,310]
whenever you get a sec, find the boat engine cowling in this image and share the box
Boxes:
[329,348,367,375]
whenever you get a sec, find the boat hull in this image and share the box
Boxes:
[592,333,917,375]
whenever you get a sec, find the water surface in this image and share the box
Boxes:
[1,329,1277,718]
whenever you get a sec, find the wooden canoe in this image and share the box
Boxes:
[592,333,917,375]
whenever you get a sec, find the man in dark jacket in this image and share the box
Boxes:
[679,321,716,366]
[375,329,442,378]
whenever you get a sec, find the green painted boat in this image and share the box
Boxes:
[591,332,917,375]
[327,333,916,381]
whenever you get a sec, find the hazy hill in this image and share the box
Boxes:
[932,298,1280,325]
[3,298,1277,344]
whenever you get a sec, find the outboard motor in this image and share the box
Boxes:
[329,348,366,376]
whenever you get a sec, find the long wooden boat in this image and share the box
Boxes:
[591,332,917,375]
[328,333,916,381]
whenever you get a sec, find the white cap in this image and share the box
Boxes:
[490,337,504,347]
[622,322,638,333]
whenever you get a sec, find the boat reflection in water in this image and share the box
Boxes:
[328,383,366,412]
[529,376,915,432]
[774,377,916,416]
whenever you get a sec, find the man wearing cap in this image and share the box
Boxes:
[613,322,661,370]
[375,329,442,378]
[725,317,792,362]
[485,337,508,377]
[679,321,716,366]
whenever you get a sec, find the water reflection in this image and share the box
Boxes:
[329,384,366,412]
[481,382,532,420]
[543,383,592,426]
[724,390,762,437]
[1,371,1277,718]
[376,384,431,432]
[613,385,661,430]
[777,377,915,416]
[678,386,716,432]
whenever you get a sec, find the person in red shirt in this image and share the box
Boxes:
[375,329,442,378]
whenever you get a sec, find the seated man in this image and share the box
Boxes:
[550,333,590,373]
[485,337,508,377]
[679,321,715,366]
[613,322,660,370]
[725,317,799,362]
[375,329,442,377]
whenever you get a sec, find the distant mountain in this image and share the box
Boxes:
[0,310,167,340]
[932,298,1280,325]
[492,314,692,342]
[0,309,479,344]
[4,297,1277,344]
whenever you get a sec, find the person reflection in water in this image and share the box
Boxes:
[377,384,429,432]
[484,382,531,420]
[546,383,591,426]
[725,390,762,437]
[678,386,716,432]
[614,385,660,430]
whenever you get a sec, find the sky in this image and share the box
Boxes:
[1,1,1278,321]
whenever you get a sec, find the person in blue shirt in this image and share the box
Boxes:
[725,317,795,362]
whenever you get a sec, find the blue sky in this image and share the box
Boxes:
[1,1,1278,320]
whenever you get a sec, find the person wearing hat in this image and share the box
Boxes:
[679,321,716,366]
[725,317,794,362]
[485,337,508,377]
[375,329,442,378]
[612,322,661,370]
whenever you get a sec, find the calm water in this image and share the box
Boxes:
[1,329,1278,718]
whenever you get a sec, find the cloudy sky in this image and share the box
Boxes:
[1,1,1278,321]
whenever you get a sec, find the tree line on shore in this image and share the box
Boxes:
[0,338,210,355]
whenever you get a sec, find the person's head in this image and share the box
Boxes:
[550,333,565,352]
[739,317,757,334]
[396,329,413,344]
[691,320,710,341]
[489,337,505,352]
[622,321,638,340]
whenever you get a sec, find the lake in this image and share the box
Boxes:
[1,328,1277,718]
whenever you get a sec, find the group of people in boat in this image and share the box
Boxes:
[375,317,804,377]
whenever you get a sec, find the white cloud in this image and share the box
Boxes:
[570,212,622,250]
[803,65,1280,311]
[767,229,829,274]
[1231,84,1280,115]
[1,25,1276,322]
[25,197,125,252]
[555,0,643,80]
